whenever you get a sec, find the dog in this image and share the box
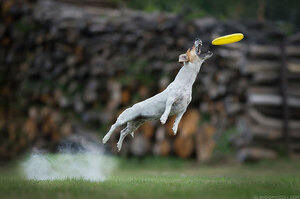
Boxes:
[103,39,213,151]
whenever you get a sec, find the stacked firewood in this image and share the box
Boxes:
[0,105,72,161]
[0,0,299,162]
[231,43,300,161]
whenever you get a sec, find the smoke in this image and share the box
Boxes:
[21,135,117,181]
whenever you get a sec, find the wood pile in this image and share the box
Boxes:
[0,0,299,162]
[231,42,300,161]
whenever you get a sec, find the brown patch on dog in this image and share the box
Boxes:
[185,45,198,63]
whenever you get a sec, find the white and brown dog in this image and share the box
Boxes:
[103,39,213,151]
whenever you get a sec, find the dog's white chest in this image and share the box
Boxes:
[170,90,192,115]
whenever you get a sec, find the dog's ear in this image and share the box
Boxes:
[179,54,188,63]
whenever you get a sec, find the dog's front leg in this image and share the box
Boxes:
[160,97,175,124]
[172,109,186,135]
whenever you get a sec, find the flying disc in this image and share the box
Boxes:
[212,33,244,45]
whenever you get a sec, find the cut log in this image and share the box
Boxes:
[174,136,194,158]
[159,139,171,156]
[42,118,52,135]
[237,116,300,140]
[248,108,300,130]
[51,129,61,142]
[248,45,280,58]
[8,123,16,142]
[287,46,300,58]
[248,93,300,108]
[217,48,244,60]
[237,147,277,162]
[216,102,226,116]
[106,80,121,112]
[140,121,154,139]
[153,139,171,156]
[138,85,150,100]
[61,122,73,136]
[24,118,38,141]
[287,59,300,72]
[252,71,280,83]
[244,59,300,74]
[121,89,131,105]
[28,107,39,121]
[244,60,279,73]
[195,124,216,162]
[224,96,242,115]
[155,126,166,142]
[288,33,300,44]
[248,86,300,98]
[179,109,200,137]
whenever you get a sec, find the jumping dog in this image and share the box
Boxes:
[103,39,213,151]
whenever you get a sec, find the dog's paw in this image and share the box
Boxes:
[160,115,168,124]
[117,142,122,152]
[131,132,134,138]
[102,134,110,144]
[172,125,178,135]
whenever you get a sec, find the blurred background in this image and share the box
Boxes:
[1,0,300,165]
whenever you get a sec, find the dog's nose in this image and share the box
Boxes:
[194,38,202,46]
[195,38,202,46]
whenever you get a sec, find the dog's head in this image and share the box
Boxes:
[179,39,213,64]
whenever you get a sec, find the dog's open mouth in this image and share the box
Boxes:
[194,39,202,56]
[193,38,213,60]
[194,39,213,60]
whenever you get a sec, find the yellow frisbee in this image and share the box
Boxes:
[212,33,244,45]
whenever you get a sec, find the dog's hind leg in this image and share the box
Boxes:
[102,106,141,144]
[117,120,145,151]
[129,119,145,138]
[116,127,130,151]
[116,126,129,151]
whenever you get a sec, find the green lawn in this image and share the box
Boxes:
[0,157,299,199]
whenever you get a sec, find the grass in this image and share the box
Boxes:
[0,157,299,199]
